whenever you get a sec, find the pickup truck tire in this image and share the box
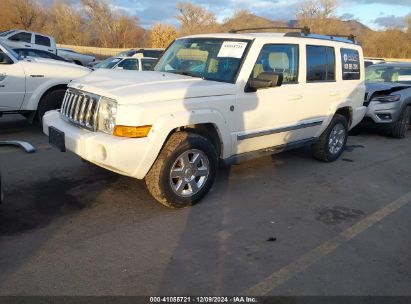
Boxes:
[37,88,66,123]
[390,106,410,139]
[312,114,348,162]
[145,132,218,209]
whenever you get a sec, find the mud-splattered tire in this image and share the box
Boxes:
[390,106,410,139]
[37,89,66,123]
[145,132,218,209]
[312,114,348,162]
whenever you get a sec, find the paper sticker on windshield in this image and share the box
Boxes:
[217,41,247,58]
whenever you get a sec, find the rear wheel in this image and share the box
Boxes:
[145,132,218,208]
[37,89,66,123]
[312,114,348,162]
[390,106,410,138]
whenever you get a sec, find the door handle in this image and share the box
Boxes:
[288,95,303,101]
[0,73,6,81]
[24,44,31,47]
[329,92,340,96]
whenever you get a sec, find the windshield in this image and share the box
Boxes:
[0,42,19,60]
[94,57,123,69]
[0,30,14,37]
[154,38,250,83]
[366,65,411,84]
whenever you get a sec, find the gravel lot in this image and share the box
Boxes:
[0,114,410,296]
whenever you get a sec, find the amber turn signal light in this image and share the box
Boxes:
[113,125,152,138]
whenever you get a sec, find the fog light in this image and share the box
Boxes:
[113,125,152,138]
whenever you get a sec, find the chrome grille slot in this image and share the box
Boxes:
[60,88,101,131]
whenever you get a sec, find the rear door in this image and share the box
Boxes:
[34,34,54,53]
[299,45,338,136]
[0,49,26,111]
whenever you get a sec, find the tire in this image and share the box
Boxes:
[312,114,348,162]
[390,106,410,139]
[145,132,218,209]
[37,89,66,123]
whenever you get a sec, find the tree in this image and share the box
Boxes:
[44,0,89,46]
[297,0,340,34]
[150,23,177,48]
[176,2,219,36]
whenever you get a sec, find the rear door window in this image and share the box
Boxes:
[35,35,51,47]
[306,46,335,82]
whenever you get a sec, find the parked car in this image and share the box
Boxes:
[0,29,56,54]
[364,57,385,68]
[13,48,72,63]
[362,62,411,138]
[93,55,157,71]
[43,30,366,208]
[57,48,95,66]
[0,41,90,122]
[116,48,164,58]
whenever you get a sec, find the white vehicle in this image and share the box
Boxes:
[0,42,90,121]
[93,55,157,71]
[0,29,56,54]
[43,29,366,208]
[57,48,96,66]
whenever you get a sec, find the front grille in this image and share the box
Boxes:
[60,88,100,131]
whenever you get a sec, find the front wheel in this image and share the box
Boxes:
[145,132,218,208]
[312,114,348,162]
[390,106,410,139]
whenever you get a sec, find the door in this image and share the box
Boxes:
[6,31,33,49]
[34,34,54,53]
[0,50,26,111]
[235,43,312,154]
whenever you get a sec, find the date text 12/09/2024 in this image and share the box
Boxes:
[149,296,258,303]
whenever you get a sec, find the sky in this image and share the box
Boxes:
[39,0,411,29]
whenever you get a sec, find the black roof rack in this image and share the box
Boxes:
[229,26,311,35]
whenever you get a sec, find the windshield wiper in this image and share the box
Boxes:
[168,70,203,79]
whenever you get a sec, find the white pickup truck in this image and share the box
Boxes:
[0,42,91,121]
[44,30,366,208]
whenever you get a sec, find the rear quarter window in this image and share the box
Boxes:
[341,48,360,80]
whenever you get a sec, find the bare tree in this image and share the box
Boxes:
[176,2,219,36]
[150,23,177,48]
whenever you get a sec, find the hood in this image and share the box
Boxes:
[69,69,236,105]
[365,82,411,102]
[365,82,411,93]
[23,57,90,71]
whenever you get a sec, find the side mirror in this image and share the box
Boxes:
[248,72,283,91]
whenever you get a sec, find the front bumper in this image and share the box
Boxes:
[43,111,154,179]
[364,100,402,124]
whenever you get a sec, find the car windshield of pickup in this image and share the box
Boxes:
[366,64,411,84]
[154,38,251,83]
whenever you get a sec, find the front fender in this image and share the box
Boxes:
[133,109,232,179]
[21,79,69,111]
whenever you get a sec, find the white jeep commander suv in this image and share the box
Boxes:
[43,29,366,208]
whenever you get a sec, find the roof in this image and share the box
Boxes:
[179,32,358,45]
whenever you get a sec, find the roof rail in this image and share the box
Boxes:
[229,26,311,35]
[285,31,357,44]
